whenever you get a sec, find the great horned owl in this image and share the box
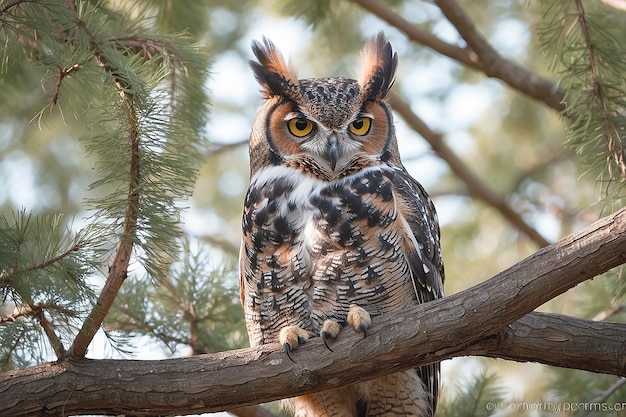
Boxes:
[240,33,444,417]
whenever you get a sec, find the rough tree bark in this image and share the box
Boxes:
[1,207,625,416]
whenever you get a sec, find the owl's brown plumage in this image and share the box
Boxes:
[240,33,444,417]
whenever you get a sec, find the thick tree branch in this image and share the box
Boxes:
[432,0,566,112]
[351,0,566,112]
[389,92,551,247]
[1,313,624,416]
[350,0,478,69]
[471,312,626,373]
[2,207,625,416]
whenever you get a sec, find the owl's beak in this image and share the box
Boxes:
[327,137,339,171]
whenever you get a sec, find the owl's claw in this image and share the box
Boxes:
[321,332,333,352]
[347,304,371,338]
[283,342,296,363]
[279,325,313,363]
[320,319,341,352]
[359,322,368,338]
[279,311,370,361]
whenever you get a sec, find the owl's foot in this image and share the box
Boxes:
[279,326,314,363]
[347,304,371,338]
[318,306,371,353]
[320,319,342,351]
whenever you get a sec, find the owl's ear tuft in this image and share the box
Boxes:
[250,38,300,101]
[358,32,398,101]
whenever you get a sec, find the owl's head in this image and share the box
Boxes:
[248,33,401,179]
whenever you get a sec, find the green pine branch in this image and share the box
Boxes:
[0,210,96,368]
[104,238,247,356]
[539,0,626,199]
[438,370,504,417]
[0,0,209,361]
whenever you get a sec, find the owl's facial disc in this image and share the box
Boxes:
[264,97,393,175]
[283,109,355,172]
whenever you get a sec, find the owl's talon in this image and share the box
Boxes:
[359,322,368,338]
[347,304,372,338]
[321,331,334,352]
[320,319,341,351]
[284,342,296,363]
[279,325,313,362]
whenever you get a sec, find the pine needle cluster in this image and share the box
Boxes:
[0,210,97,369]
[104,238,247,356]
[438,369,505,417]
[539,0,626,203]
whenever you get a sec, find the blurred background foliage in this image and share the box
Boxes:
[1,0,625,416]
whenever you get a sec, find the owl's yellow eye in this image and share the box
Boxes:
[348,117,372,136]
[287,118,314,137]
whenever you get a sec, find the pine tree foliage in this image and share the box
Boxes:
[0,210,96,369]
[104,238,247,355]
[574,267,626,321]
[0,0,210,367]
[535,0,626,397]
[539,0,626,201]
[548,369,626,417]
[437,370,504,417]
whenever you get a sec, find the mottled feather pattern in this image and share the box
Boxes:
[299,78,362,129]
[241,32,444,417]
[358,32,398,101]
[250,37,300,101]
[241,165,442,416]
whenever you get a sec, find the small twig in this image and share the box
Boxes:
[162,275,208,355]
[109,35,182,112]
[51,64,80,106]
[389,91,550,247]
[0,302,78,325]
[1,302,72,360]
[0,244,79,287]
[591,377,626,403]
[186,303,208,355]
[0,304,35,325]
[34,305,66,360]
[109,35,179,64]
[25,244,79,273]
[0,0,37,16]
